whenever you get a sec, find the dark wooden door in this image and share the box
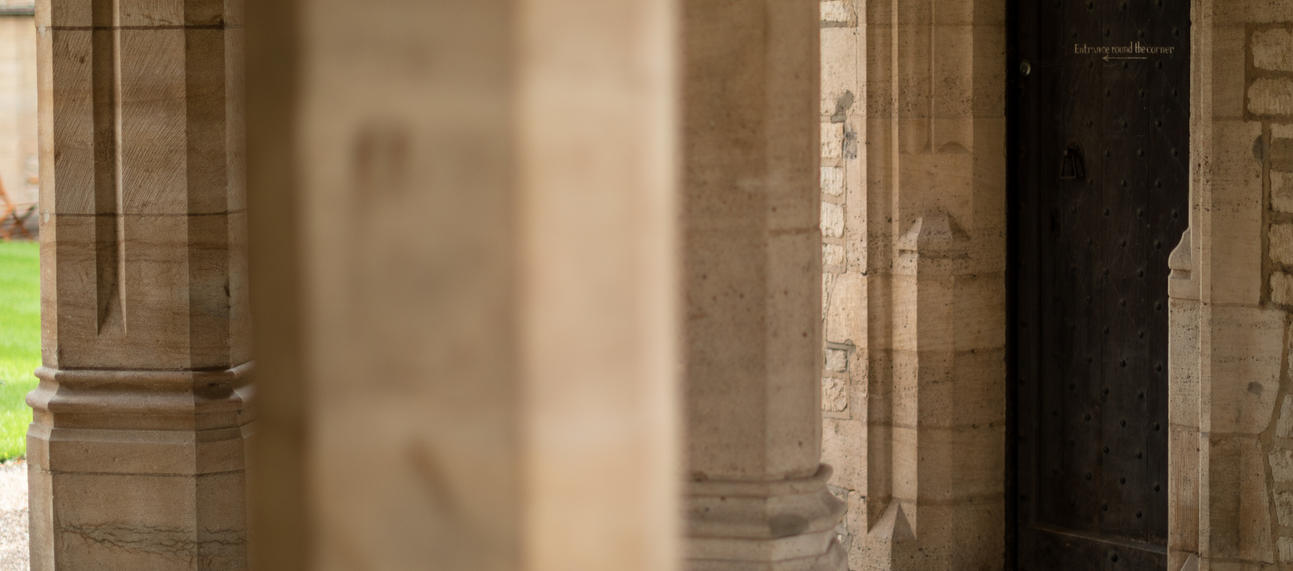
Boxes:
[1010,1,1189,569]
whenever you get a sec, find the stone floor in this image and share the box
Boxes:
[0,461,26,571]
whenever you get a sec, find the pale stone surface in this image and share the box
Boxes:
[1249,77,1293,116]
[1171,4,1293,568]
[1281,537,1293,562]
[823,243,845,268]
[823,376,848,412]
[822,201,845,239]
[822,122,844,159]
[825,348,848,374]
[1214,26,1248,120]
[681,0,843,567]
[1270,448,1293,483]
[1207,120,1265,305]
[1272,272,1293,306]
[1208,306,1284,435]
[1253,27,1293,72]
[821,28,857,117]
[818,12,868,562]
[825,273,863,345]
[1277,490,1293,527]
[822,166,845,196]
[1278,396,1293,438]
[829,0,1007,566]
[820,1,852,27]
[1271,223,1293,265]
[28,0,251,567]
[1275,172,1293,213]
[246,0,680,569]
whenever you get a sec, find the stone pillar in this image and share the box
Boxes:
[847,0,1007,568]
[27,0,249,568]
[245,0,678,569]
[1168,3,1293,569]
[680,1,845,569]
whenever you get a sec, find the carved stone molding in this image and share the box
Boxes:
[686,465,847,570]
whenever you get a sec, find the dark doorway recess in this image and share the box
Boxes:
[1008,1,1189,569]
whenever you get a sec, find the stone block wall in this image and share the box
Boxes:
[1255,19,1293,568]
[818,1,1007,568]
[1264,25,1293,307]
[1169,5,1293,569]
[819,0,866,564]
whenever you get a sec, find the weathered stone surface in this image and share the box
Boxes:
[1277,490,1293,528]
[1214,26,1249,120]
[821,28,857,116]
[30,0,251,567]
[1274,172,1293,213]
[825,273,864,345]
[1272,224,1293,267]
[825,348,849,373]
[1271,223,1293,265]
[822,201,845,238]
[1207,120,1265,305]
[1270,448,1293,483]
[1172,4,1293,568]
[822,122,844,159]
[1249,77,1293,116]
[824,243,845,267]
[682,0,842,567]
[822,166,845,196]
[1281,537,1293,562]
[823,377,848,412]
[1253,27,1293,72]
[1272,272,1293,306]
[820,1,853,27]
[1208,306,1283,434]
[1278,396,1293,438]
[832,0,1007,567]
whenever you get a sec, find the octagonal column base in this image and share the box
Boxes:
[686,465,847,571]
[25,365,253,570]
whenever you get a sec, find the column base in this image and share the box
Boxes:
[686,465,847,571]
[25,364,254,570]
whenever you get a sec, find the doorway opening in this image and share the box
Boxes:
[1008,1,1190,568]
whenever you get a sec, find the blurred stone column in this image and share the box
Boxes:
[27,0,250,568]
[680,1,846,569]
[246,0,679,569]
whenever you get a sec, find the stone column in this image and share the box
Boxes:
[245,0,679,569]
[680,1,846,569]
[27,0,249,568]
[1167,3,1293,569]
[849,0,1007,568]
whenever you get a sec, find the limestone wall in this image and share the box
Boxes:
[819,0,1007,568]
[819,0,866,563]
[1259,21,1293,568]
[1168,3,1293,569]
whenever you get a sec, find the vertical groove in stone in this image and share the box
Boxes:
[91,0,122,334]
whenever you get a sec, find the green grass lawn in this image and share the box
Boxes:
[0,240,39,462]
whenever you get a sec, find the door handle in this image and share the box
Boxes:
[1060,144,1086,182]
